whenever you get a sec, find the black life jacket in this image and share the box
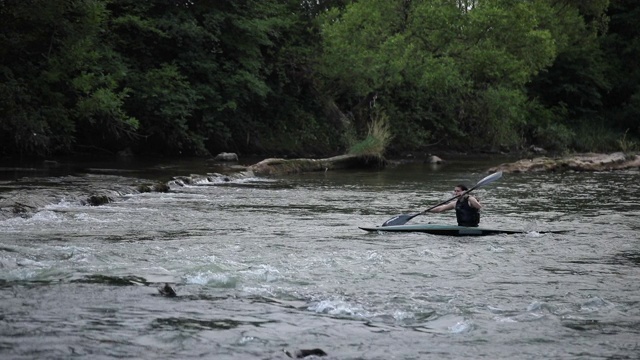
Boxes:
[455,196,480,227]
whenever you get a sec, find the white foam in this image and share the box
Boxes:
[449,320,472,333]
[30,210,63,223]
[241,264,282,282]
[308,298,369,318]
[184,271,236,287]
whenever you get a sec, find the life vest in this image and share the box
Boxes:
[455,196,480,227]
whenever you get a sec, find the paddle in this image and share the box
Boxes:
[381,171,503,227]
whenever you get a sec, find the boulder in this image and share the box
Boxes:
[425,155,444,164]
[213,152,239,162]
[528,145,546,154]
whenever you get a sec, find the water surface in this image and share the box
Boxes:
[1,157,639,359]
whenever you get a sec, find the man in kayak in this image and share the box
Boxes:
[428,184,482,227]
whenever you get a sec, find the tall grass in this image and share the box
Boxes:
[572,121,621,152]
[348,112,393,156]
[618,129,638,153]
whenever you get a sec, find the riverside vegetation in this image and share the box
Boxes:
[1,0,639,160]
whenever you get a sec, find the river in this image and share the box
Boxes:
[1,156,639,359]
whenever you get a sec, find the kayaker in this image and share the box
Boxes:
[427,184,482,227]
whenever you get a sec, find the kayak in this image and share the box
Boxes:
[359,224,570,236]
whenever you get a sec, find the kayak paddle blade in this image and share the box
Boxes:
[382,213,417,227]
[475,171,502,188]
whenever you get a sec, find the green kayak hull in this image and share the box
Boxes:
[359,224,570,236]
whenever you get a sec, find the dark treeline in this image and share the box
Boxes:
[1,0,638,159]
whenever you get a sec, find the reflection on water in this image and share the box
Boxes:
[1,157,639,359]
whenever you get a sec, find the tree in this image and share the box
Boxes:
[525,0,612,150]
[318,0,557,152]
[0,0,138,157]
[600,0,640,139]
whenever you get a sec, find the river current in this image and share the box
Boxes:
[0,157,639,359]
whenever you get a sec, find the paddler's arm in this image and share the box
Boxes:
[468,195,482,209]
[424,202,455,214]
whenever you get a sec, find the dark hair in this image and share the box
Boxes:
[456,184,468,191]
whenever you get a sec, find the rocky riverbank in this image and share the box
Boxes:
[488,152,640,173]
[246,154,386,176]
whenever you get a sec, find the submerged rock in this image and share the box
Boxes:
[153,183,170,192]
[86,195,111,206]
[283,348,328,358]
[11,202,36,215]
[158,283,177,297]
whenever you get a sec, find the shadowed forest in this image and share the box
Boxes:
[1,0,638,159]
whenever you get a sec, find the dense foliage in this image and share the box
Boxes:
[1,0,638,159]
